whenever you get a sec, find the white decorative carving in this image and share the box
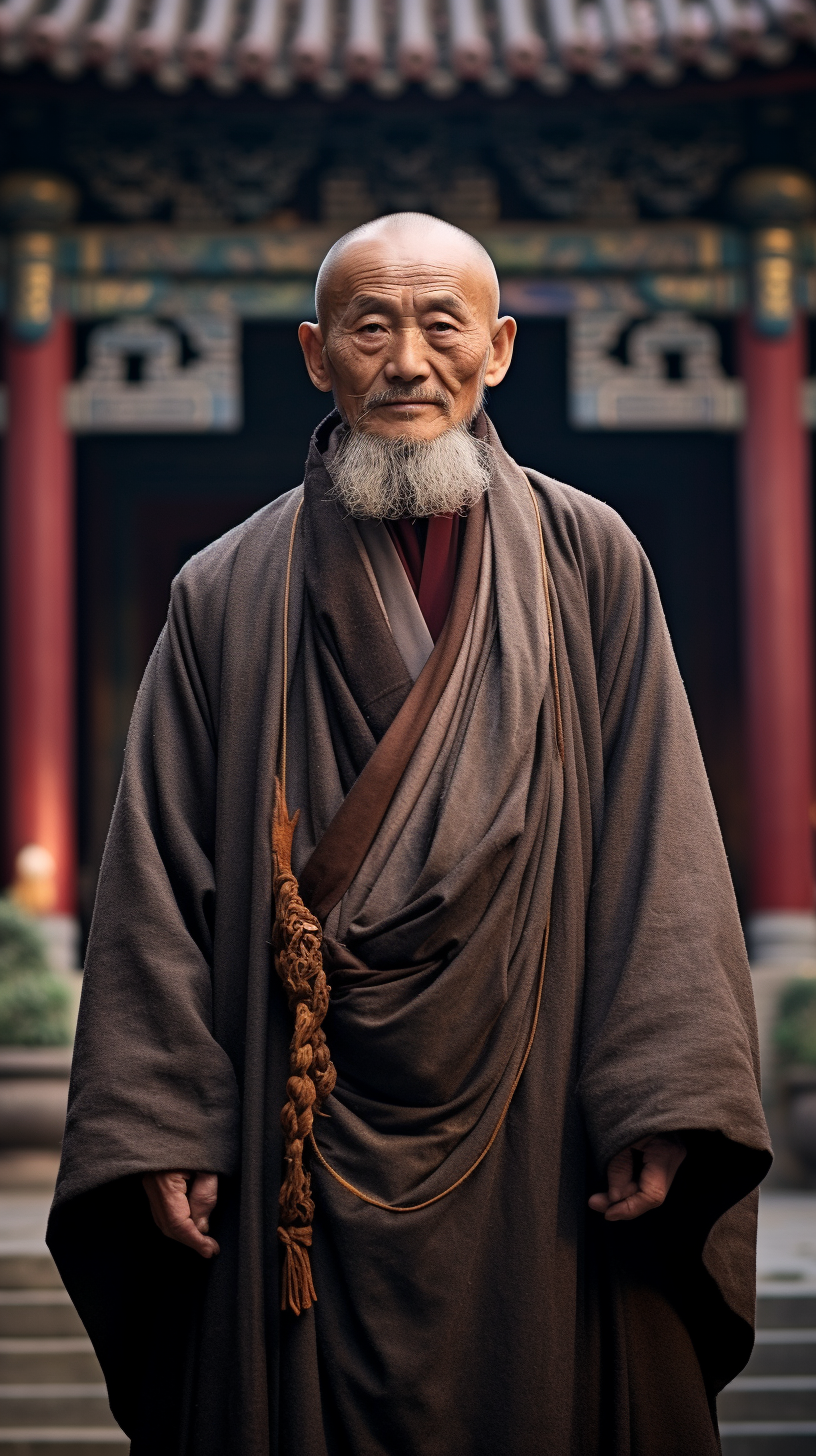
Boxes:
[569,309,745,430]
[65,311,241,432]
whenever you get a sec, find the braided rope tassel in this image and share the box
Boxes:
[272,776,337,1315]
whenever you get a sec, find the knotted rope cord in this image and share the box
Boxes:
[272,500,338,1315]
[272,484,565,1307]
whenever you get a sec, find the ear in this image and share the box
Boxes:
[298,322,333,393]
[484,316,517,388]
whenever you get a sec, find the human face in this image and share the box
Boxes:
[299,236,516,442]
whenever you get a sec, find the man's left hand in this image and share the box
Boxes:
[588,1135,686,1221]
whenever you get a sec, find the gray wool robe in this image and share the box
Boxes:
[47,413,771,1456]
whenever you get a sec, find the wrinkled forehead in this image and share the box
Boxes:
[321,235,499,326]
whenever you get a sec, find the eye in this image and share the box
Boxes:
[430,321,455,333]
[360,323,385,334]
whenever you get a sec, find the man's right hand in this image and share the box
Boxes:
[142,1171,220,1258]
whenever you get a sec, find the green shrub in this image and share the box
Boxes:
[0,901,70,1046]
[775,979,816,1068]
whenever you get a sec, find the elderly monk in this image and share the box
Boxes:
[48,213,771,1456]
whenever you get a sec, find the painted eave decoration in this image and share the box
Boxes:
[0,0,813,97]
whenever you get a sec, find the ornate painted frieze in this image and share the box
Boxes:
[481,222,744,274]
[53,221,744,278]
[494,110,743,221]
[57,227,337,277]
[58,277,317,319]
[500,272,746,315]
[24,103,751,231]
[62,113,324,227]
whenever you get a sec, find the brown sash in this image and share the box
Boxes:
[297,492,486,925]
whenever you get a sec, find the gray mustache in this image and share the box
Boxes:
[356,388,451,423]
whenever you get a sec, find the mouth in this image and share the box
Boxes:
[358,393,450,424]
[376,400,439,411]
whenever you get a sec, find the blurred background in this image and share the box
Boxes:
[2,4,816,1450]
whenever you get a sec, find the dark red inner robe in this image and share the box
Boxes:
[386,514,462,642]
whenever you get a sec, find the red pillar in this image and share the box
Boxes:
[738,312,815,914]
[3,314,76,914]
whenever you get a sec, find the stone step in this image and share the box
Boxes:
[0,1232,126,1451]
[0,1388,117,1429]
[756,1294,816,1330]
[719,1376,816,1423]
[718,1289,816,1446]
[0,1296,83,1341]
[0,1342,101,1386]
[747,1330,816,1377]
[720,1422,816,1455]
[0,1433,128,1455]
[0,1262,61,1296]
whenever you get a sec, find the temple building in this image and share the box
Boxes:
[1,13,816,989]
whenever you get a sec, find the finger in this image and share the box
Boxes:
[164,1212,220,1258]
[142,1173,220,1259]
[142,1171,189,1231]
[588,1179,638,1214]
[606,1148,636,1206]
[143,1172,189,1236]
[603,1186,667,1221]
[188,1173,218,1233]
[640,1137,687,1200]
[638,1159,672,1211]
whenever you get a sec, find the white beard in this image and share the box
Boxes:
[326,422,492,520]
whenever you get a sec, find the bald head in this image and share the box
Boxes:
[315,213,500,331]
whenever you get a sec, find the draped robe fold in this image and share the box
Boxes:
[47,412,771,1456]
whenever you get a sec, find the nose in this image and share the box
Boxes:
[384,326,432,385]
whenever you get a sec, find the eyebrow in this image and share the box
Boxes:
[343,291,470,322]
[418,293,469,317]
[343,295,394,319]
